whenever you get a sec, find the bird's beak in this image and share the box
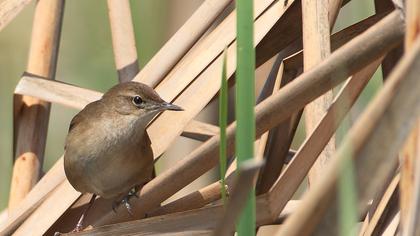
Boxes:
[161,102,184,111]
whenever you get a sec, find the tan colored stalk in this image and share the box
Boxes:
[8,0,64,210]
[269,57,382,219]
[107,0,139,82]
[400,0,420,233]
[277,31,419,236]
[133,0,232,87]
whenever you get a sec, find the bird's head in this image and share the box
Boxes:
[102,81,183,124]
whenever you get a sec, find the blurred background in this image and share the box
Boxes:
[0,0,381,212]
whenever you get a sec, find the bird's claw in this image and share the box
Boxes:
[122,197,134,216]
[71,222,84,233]
[127,186,139,198]
[112,186,139,216]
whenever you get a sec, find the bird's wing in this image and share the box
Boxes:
[65,100,103,149]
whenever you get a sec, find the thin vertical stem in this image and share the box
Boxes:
[400,0,420,232]
[302,0,334,184]
[236,0,255,235]
[107,0,139,83]
[219,49,228,205]
[400,0,420,234]
[8,0,64,210]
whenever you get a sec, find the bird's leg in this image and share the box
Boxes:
[121,197,134,216]
[72,194,97,232]
[54,194,96,236]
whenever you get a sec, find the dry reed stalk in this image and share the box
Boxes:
[147,178,227,217]
[404,145,420,236]
[8,0,64,210]
[302,0,335,184]
[382,212,400,236]
[10,1,298,233]
[146,151,295,217]
[328,0,343,24]
[213,160,264,236]
[256,56,301,194]
[0,159,65,235]
[14,76,217,142]
[133,0,232,87]
[374,0,403,80]
[358,160,399,235]
[107,0,139,82]
[15,76,102,109]
[0,0,32,31]
[65,197,298,236]
[252,49,291,196]
[400,0,420,233]
[257,11,386,196]
[255,0,352,70]
[360,174,400,236]
[0,210,7,225]
[181,120,219,141]
[13,181,80,236]
[282,11,388,74]
[269,57,382,219]
[257,5,375,194]
[277,24,418,236]
[88,10,405,228]
[152,0,278,103]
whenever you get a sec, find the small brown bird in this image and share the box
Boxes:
[63,81,182,232]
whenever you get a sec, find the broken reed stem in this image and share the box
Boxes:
[107,0,139,83]
[8,0,64,210]
[90,10,404,227]
[256,56,293,195]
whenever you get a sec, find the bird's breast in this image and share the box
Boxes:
[64,116,153,199]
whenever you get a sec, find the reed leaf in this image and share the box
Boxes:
[219,49,228,206]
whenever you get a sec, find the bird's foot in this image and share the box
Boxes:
[71,220,84,233]
[53,223,82,236]
[112,196,134,216]
[127,185,140,198]
[112,186,140,216]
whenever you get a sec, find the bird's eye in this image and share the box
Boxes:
[132,96,143,106]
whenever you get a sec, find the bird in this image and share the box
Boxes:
[63,81,182,232]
